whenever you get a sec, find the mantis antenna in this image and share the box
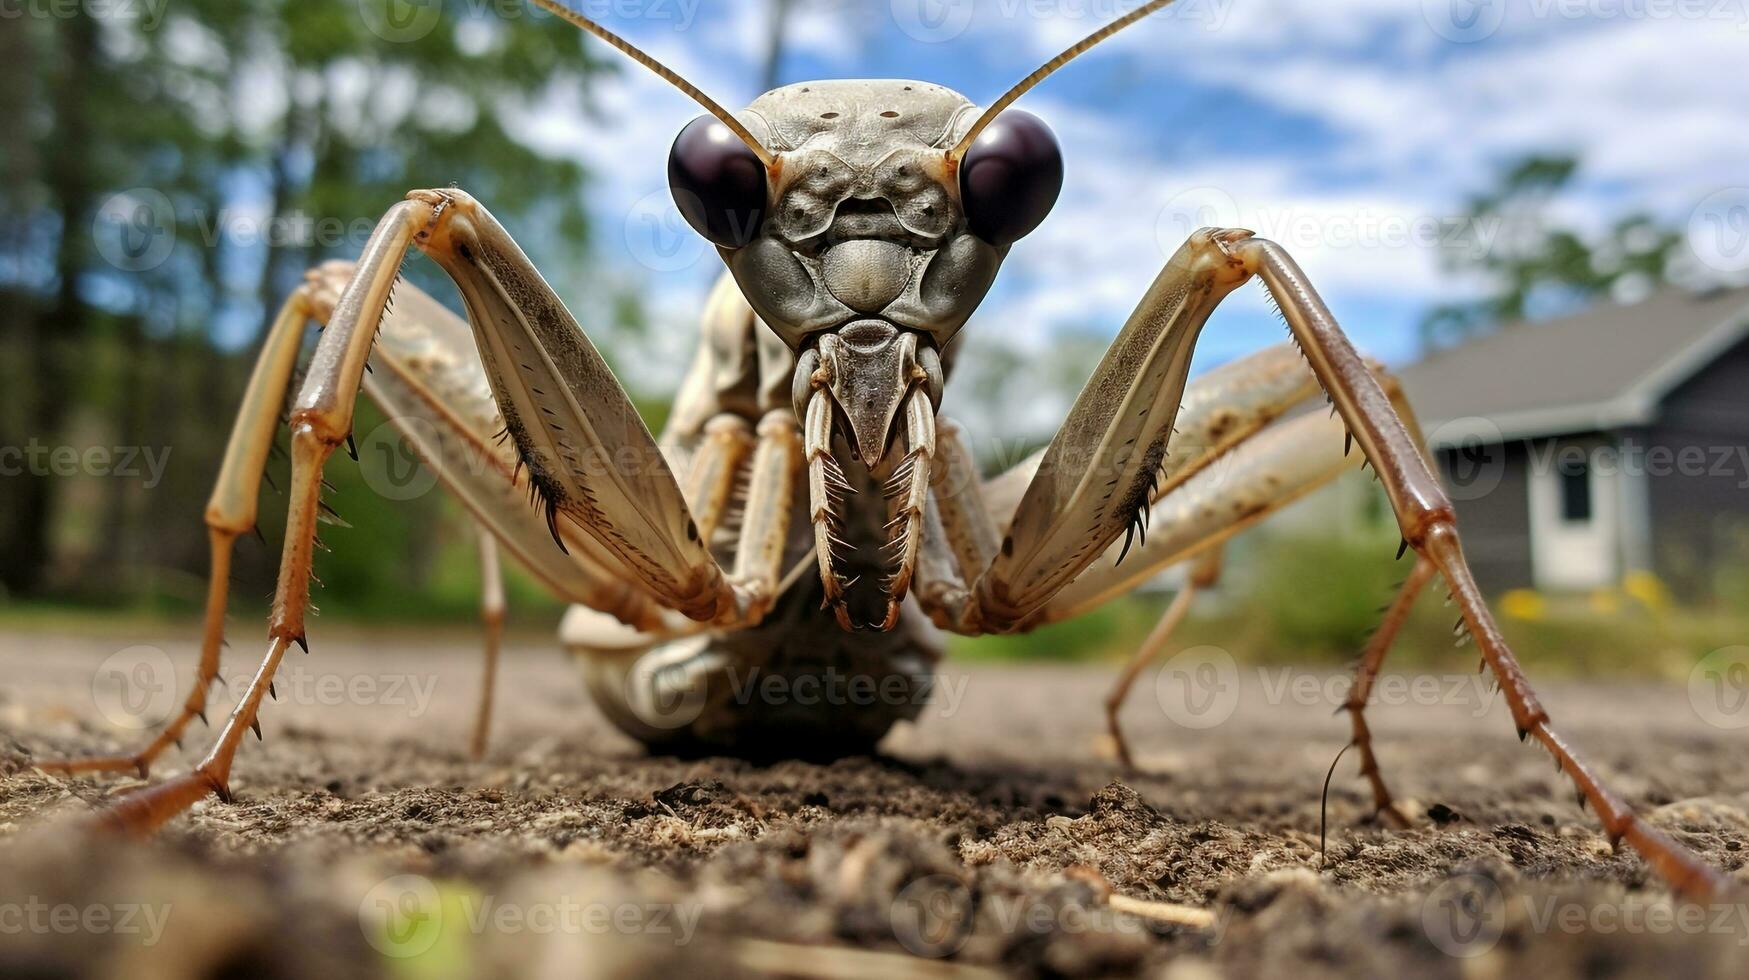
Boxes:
[525,0,776,167]
[949,0,1179,161]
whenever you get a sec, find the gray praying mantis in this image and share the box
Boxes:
[32,0,1731,899]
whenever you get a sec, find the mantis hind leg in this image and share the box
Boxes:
[32,273,319,779]
[30,253,664,778]
[78,201,432,834]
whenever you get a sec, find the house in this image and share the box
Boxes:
[1396,285,1749,599]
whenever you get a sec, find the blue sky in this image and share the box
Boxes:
[514,0,1749,435]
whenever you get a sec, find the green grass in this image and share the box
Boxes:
[951,533,1748,679]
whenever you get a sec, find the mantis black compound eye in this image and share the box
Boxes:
[958,109,1063,248]
[669,115,768,248]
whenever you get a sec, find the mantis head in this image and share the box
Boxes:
[528,0,1172,469]
[670,80,1062,465]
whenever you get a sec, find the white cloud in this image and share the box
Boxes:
[515,0,1747,417]
[948,5,1749,360]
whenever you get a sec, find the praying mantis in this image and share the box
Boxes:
[30,0,1733,900]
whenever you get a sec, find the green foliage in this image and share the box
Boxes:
[950,595,1164,662]
[0,2,617,610]
[1420,154,1687,350]
[972,531,1745,678]
[1233,534,1404,658]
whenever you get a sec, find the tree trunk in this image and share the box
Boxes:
[1,13,99,596]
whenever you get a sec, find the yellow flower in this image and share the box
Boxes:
[1500,589,1546,621]
[1622,570,1672,613]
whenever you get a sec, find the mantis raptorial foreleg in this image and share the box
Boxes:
[975,343,1319,536]
[1031,366,1423,622]
[921,226,1729,897]
[931,400,1356,767]
[1035,373,1437,803]
[408,190,742,622]
[927,419,1001,589]
[77,188,797,832]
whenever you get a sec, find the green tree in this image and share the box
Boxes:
[1420,155,1686,350]
[0,1,612,606]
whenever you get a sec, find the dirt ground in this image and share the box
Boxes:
[2,627,1747,979]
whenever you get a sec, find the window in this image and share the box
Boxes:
[1559,455,1592,522]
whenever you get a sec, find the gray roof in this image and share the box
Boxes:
[1398,285,1749,448]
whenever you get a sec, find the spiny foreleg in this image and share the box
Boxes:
[802,382,856,631]
[879,389,936,630]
